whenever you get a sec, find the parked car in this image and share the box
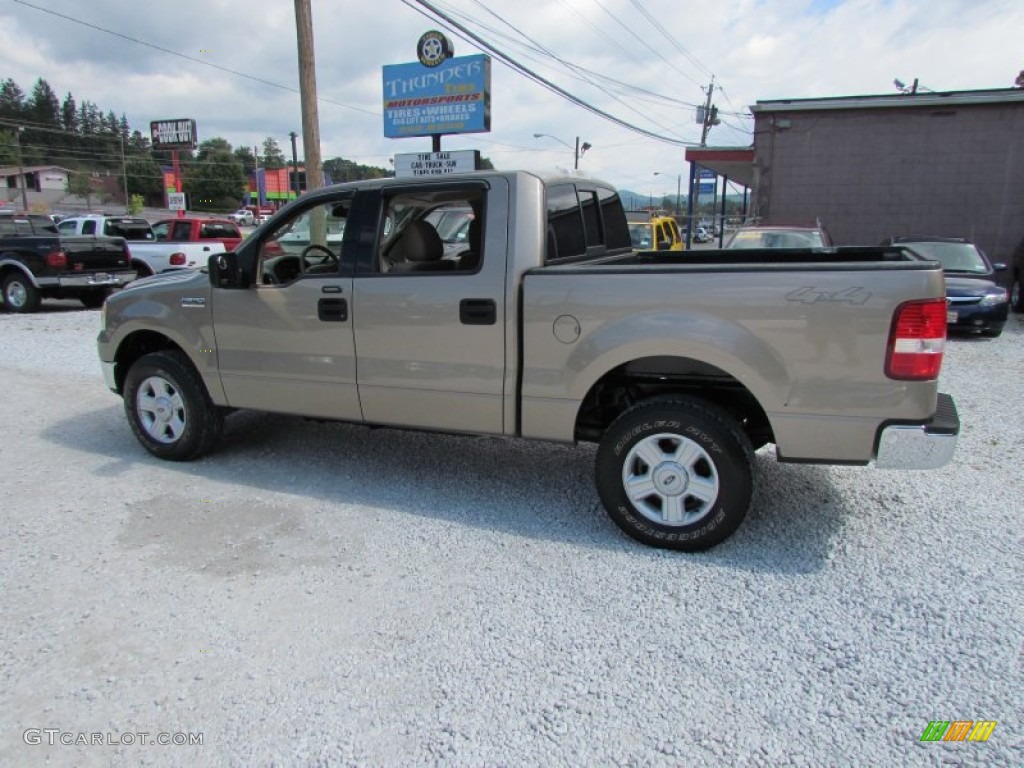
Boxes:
[152,217,243,252]
[1010,235,1024,313]
[228,209,255,226]
[692,226,712,243]
[629,215,683,251]
[725,223,833,249]
[881,236,1008,337]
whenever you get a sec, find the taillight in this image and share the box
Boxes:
[45,250,67,269]
[886,299,946,380]
[169,252,186,266]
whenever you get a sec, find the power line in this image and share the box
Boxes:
[402,0,696,146]
[10,0,379,118]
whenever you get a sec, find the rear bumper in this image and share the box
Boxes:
[874,393,959,470]
[56,271,137,288]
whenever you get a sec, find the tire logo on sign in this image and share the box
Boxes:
[417,30,453,67]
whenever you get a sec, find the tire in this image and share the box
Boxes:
[123,351,224,461]
[1011,276,1024,313]
[981,329,1002,338]
[3,272,41,313]
[79,289,110,309]
[596,398,755,551]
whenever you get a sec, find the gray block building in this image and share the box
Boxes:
[745,88,1024,265]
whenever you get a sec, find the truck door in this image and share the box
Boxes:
[352,179,509,434]
[211,194,360,422]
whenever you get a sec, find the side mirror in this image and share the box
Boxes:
[992,262,1007,272]
[209,252,249,289]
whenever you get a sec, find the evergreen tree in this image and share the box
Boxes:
[28,78,61,126]
[61,92,78,133]
[0,78,26,120]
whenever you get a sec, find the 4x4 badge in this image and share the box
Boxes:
[180,297,206,308]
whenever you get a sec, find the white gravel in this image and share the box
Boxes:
[1,302,1021,767]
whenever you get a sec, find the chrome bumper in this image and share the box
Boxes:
[59,272,136,288]
[100,360,118,392]
[875,393,959,470]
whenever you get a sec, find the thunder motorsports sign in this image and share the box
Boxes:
[382,54,491,138]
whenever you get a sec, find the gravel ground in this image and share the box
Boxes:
[0,303,1021,767]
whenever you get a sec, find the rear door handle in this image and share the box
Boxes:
[460,298,496,325]
[318,297,348,322]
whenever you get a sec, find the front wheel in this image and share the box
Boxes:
[1011,276,1024,313]
[123,351,223,461]
[596,398,754,551]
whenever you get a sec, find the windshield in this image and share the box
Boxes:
[628,222,653,249]
[727,229,825,249]
[904,242,989,273]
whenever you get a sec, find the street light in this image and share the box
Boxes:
[533,133,592,170]
[653,171,682,216]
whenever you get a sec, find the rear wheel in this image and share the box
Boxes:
[596,398,755,551]
[3,273,41,313]
[123,351,223,461]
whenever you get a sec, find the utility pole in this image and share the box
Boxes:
[294,0,323,193]
[699,77,716,147]
[15,126,28,211]
[289,131,299,197]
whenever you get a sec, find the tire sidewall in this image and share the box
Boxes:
[123,352,213,461]
[3,273,40,313]
[596,402,753,550]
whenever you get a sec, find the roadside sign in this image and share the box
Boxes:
[698,182,716,196]
[394,150,480,178]
[698,168,716,179]
[382,54,492,138]
[150,119,197,150]
[168,192,186,211]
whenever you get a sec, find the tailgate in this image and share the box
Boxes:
[58,236,131,272]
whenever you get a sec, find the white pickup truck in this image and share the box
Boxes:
[97,171,960,551]
[58,215,224,277]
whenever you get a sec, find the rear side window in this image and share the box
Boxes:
[103,219,153,240]
[546,183,631,262]
[200,222,240,239]
[547,184,585,260]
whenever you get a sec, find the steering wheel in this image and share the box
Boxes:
[301,244,338,269]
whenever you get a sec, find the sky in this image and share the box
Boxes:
[0,0,1021,200]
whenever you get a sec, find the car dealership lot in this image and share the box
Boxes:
[0,308,1020,766]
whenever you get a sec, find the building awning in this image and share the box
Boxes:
[684,146,755,188]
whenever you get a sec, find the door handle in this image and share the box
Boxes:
[460,298,496,325]
[318,297,348,322]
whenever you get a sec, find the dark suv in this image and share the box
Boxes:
[882,236,1008,337]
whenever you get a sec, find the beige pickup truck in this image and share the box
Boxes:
[97,171,959,551]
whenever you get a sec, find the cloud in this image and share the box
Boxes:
[1,0,1021,194]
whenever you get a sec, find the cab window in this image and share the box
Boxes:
[374,187,485,275]
[257,199,349,285]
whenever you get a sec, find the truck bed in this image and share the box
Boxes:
[519,247,946,463]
